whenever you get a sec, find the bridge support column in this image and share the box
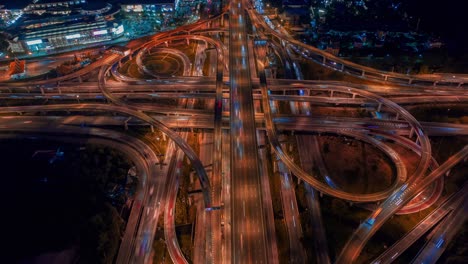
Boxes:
[124,117,131,131]
[352,93,356,99]
[129,54,133,60]
[119,60,122,67]
[446,170,451,176]
[341,64,344,71]
[457,82,463,88]
[322,56,326,64]
[330,90,334,97]
[409,127,415,138]
[361,71,366,77]
[395,113,400,120]
[384,75,388,81]
[377,103,382,112]
[78,76,82,83]
[40,88,45,95]
[408,79,413,84]
[163,133,167,141]
[57,87,62,94]
[150,125,154,133]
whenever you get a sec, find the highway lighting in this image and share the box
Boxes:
[2,3,467,264]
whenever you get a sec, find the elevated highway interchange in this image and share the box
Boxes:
[1,1,467,263]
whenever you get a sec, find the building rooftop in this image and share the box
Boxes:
[0,0,31,10]
[34,0,85,3]
[81,2,109,11]
[112,0,174,4]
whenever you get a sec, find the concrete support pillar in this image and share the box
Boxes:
[162,133,167,141]
[384,75,388,81]
[322,56,326,64]
[40,88,45,95]
[445,170,451,176]
[408,79,413,84]
[341,64,345,71]
[352,93,356,99]
[124,117,131,131]
[409,127,414,138]
[57,87,62,94]
[361,71,365,77]
[78,76,82,83]
[330,90,334,98]
[395,113,400,120]
[377,102,382,112]
[150,125,154,133]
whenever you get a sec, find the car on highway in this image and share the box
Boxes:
[435,236,445,248]
[366,207,383,225]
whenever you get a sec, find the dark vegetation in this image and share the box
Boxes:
[0,139,132,263]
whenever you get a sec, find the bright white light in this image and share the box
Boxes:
[93,29,108,36]
[26,39,42,45]
[65,33,81,39]
[113,25,124,35]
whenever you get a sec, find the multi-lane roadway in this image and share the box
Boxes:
[1,2,467,264]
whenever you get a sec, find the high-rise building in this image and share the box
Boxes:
[4,1,124,53]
